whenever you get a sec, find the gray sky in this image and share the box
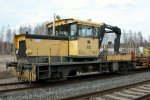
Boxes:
[0,0,149,38]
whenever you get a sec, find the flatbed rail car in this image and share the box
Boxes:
[6,18,145,82]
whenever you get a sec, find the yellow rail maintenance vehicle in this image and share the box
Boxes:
[7,18,135,82]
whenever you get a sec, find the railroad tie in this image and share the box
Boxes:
[123,90,145,95]
[104,94,130,100]
[138,85,150,90]
[130,88,150,93]
[114,92,138,98]
[144,84,150,88]
[94,97,106,100]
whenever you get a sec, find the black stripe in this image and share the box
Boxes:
[25,34,69,40]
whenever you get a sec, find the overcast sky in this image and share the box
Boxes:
[0,0,149,38]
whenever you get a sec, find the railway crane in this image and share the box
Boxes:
[6,18,145,82]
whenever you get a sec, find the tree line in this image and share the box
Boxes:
[0,23,46,54]
[0,22,150,54]
[122,30,150,48]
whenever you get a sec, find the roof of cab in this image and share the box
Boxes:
[46,18,102,28]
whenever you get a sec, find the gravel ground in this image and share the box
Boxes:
[0,54,16,72]
[1,71,150,100]
[0,78,18,84]
[0,55,15,80]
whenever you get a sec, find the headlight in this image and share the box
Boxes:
[26,49,32,55]
[16,50,18,54]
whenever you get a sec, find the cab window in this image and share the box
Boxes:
[47,25,69,36]
[79,25,87,37]
[48,24,78,37]
[93,27,98,38]
[70,24,77,36]
[79,25,96,38]
[56,25,69,36]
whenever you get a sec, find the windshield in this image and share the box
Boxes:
[79,25,98,38]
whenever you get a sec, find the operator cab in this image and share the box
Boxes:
[46,18,100,39]
[46,18,121,57]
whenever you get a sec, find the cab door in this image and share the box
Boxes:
[78,25,99,57]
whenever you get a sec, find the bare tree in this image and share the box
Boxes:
[19,24,32,34]
[11,30,16,53]
[137,32,143,47]
[148,35,150,46]
[6,26,12,54]
[122,30,129,48]
[133,32,138,48]
[0,26,5,54]
[34,23,46,35]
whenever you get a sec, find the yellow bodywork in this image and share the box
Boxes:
[143,48,150,57]
[14,34,25,49]
[78,38,99,56]
[107,54,132,61]
[14,34,99,57]
[69,40,78,56]
[26,39,68,56]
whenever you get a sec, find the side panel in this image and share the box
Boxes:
[14,35,25,49]
[78,38,99,56]
[25,39,69,57]
[69,40,78,56]
[107,54,132,61]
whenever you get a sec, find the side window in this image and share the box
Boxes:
[79,25,96,38]
[70,24,77,36]
[93,28,98,38]
[57,25,69,36]
[79,25,86,37]
[47,25,69,36]
[58,25,69,36]
[87,26,92,37]
[48,28,53,36]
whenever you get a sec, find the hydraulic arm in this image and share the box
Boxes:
[98,23,121,54]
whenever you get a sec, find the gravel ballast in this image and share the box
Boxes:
[1,71,150,100]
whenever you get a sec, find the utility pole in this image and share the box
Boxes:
[53,13,55,36]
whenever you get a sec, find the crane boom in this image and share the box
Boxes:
[98,23,121,54]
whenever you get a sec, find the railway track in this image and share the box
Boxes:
[0,70,148,93]
[0,69,150,98]
[0,81,26,86]
[0,82,34,94]
[62,80,150,100]
[0,74,112,95]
